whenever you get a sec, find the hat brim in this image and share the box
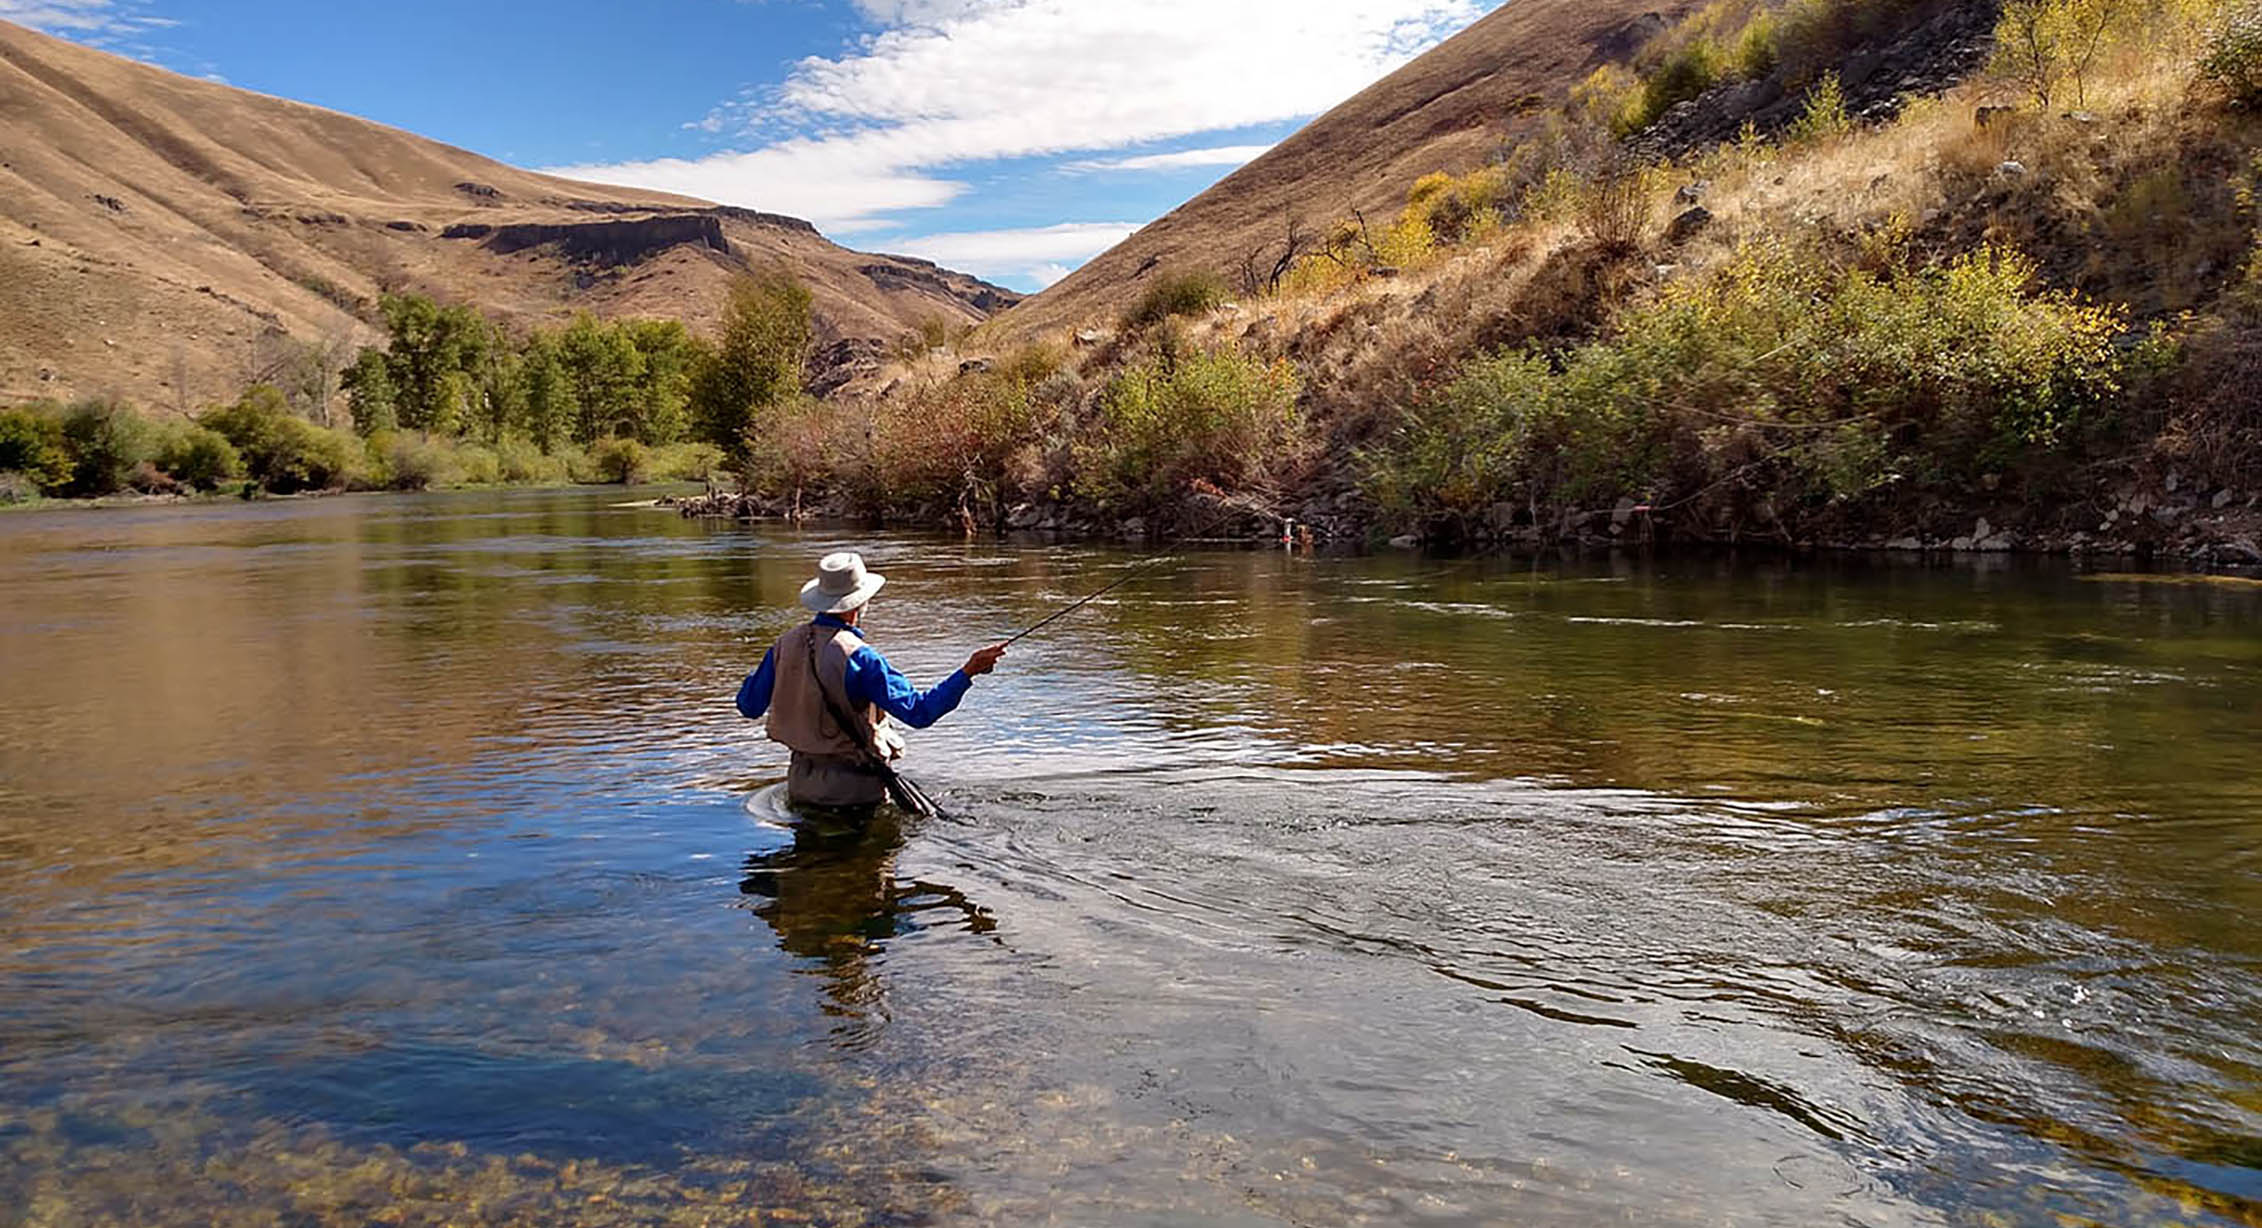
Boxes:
[799,572,885,614]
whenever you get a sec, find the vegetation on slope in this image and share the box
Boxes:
[817,0,2262,552]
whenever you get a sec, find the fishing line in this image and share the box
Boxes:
[1000,492,1266,646]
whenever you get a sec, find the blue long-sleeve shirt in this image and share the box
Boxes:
[736,613,972,729]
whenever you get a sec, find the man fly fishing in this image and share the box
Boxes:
[737,552,1007,816]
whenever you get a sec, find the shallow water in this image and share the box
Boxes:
[1,488,2257,1226]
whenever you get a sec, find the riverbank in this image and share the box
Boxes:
[1,476,702,513]
[667,475,2262,567]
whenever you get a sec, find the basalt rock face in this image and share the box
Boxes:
[1627,0,2003,161]
[864,256,1023,315]
[445,215,732,265]
[808,337,891,399]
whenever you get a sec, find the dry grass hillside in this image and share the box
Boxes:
[0,19,1016,410]
[994,0,1697,339]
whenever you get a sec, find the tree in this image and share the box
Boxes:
[690,273,813,460]
[342,347,397,436]
[520,332,578,452]
[0,407,73,492]
[378,294,486,435]
[466,321,525,446]
[622,318,699,445]
[558,313,647,444]
[1993,0,2128,109]
[57,398,155,497]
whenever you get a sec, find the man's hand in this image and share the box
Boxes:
[963,642,1009,677]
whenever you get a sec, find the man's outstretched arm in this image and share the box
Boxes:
[844,643,1007,729]
[735,648,777,719]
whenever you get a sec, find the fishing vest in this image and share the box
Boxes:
[765,622,882,759]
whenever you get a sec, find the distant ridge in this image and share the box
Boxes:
[0,19,1018,408]
[995,0,1691,338]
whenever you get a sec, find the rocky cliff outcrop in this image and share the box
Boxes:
[1629,0,2002,160]
[443,214,731,265]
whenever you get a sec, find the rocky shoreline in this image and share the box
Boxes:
[666,478,2262,567]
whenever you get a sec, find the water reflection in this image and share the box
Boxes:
[741,808,996,1050]
[2,490,2259,1226]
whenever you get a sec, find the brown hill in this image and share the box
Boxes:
[994,0,1689,339]
[0,19,1017,411]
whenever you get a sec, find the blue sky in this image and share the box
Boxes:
[7,0,1502,290]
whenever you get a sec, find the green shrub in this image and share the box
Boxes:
[1366,243,2135,537]
[380,433,464,491]
[1074,349,1303,510]
[1625,39,1728,134]
[1785,71,1852,143]
[155,423,243,491]
[57,399,156,497]
[590,436,650,484]
[455,443,503,486]
[1123,271,1229,328]
[203,387,364,493]
[2202,5,2262,104]
[647,441,725,482]
[497,436,571,485]
[0,407,73,493]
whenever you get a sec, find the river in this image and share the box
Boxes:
[1,487,2257,1226]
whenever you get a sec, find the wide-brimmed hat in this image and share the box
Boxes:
[800,551,886,614]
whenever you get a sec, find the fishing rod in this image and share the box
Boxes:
[1001,486,1276,646]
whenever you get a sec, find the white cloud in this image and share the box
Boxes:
[0,0,102,29]
[880,221,1143,286]
[0,0,125,32]
[552,0,1488,234]
[1062,144,1275,174]
[552,140,968,234]
[3,0,180,57]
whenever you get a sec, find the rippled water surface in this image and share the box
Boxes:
[2,488,2259,1226]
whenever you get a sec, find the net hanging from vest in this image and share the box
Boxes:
[807,628,944,819]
